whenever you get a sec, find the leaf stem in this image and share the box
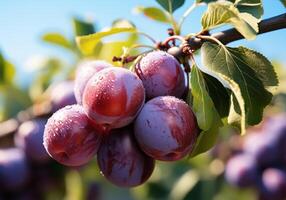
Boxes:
[197,35,226,48]
[161,35,186,46]
[136,32,157,44]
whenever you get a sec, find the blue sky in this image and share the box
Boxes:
[0,0,285,84]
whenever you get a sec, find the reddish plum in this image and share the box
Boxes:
[50,81,77,112]
[43,105,102,166]
[14,118,50,163]
[74,60,113,104]
[97,126,155,187]
[134,96,198,161]
[0,148,30,190]
[135,51,186,99]
[83,67,145,131]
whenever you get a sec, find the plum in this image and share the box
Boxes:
[83,67,145,132]
[134,96,198,161]
[50,81,77,112]
[0,148,30,190]
[43,104,102,166]
[225,153,259,187]
[14,118,50,163]
[259,168,286,200]
[135,51,186,99]
[74,60,113,104]
[97,126,155,187]
[243,131,280,167]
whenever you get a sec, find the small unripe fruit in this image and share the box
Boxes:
[97,126,155,187]
[43,105,102,166]
[83,67,145,131]
[135,51,186,99]
[74,60,113,104]
[134,96,198,161]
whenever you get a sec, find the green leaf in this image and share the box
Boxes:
[190,119,222,157]
[134,6,170,23]
[72,17,95,36]
[76,27,136,55]
[112,19,136,28]
[203,72,231,118]
[190,65,220,130]
[236,47,278,87]
[235,0,263,19]
[201,2,258,40]
[201,42,273,134]
[0,52,15,85]
[0,85,32,120]
[280,0,286,7]
[0,52,4,83]
[196,0,217,4]
[189,65,222,156]
[156,0,185,13]
[42,33,74,50]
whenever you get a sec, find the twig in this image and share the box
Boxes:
[188,13,286,50]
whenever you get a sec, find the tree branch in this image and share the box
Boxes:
[188,13,286,50]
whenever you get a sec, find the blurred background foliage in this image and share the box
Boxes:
[0,1,286,200]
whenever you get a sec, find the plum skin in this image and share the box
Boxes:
[14,118,50,163]
[224,153,259,187]
[259,168,286,200]
[134,96,198,161]
[0,148,30,190]
[50,81,77,112]
[97,126,155,187]
[135,50,186,99]
[83,67,145,131]
[74,60,113,104]
[43,105,102,167]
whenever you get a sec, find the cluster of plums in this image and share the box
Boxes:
[43,50,200,187]
[0,82,76,198]
[225,114,286,200]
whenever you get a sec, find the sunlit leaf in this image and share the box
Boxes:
[201,1,258,40]
[189,65,222,156]
[0,52,15,85]
[72,17,95,36]
[201,42,274,134]
[156,0,185,13]
[235,0,263,19]
[76,27,136,55]
[42,33,74,50]
[112,19,136,28]
[190,65,221,130]
[134,6,170,23]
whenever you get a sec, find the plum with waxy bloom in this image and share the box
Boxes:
[134,96,198,161]
[135,51,186,99]
[83,67,145,131]
[74,60,113,104]
[43,105,102,166]
[97,126,155,187]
